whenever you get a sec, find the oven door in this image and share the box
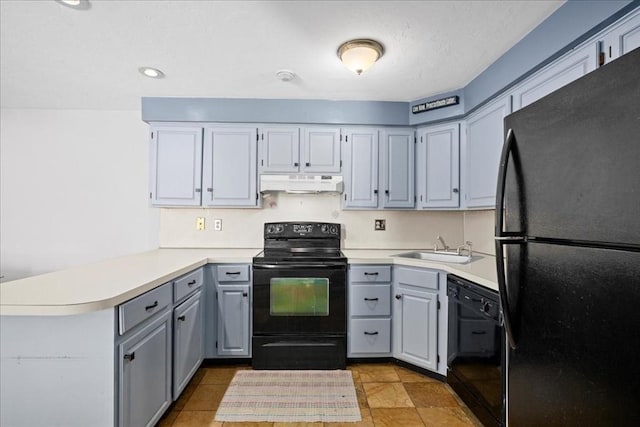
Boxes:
[252,263,346,336]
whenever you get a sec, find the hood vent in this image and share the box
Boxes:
[260,175,343,194]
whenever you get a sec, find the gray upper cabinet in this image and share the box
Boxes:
[258,126,300,173]
[462,94,511,209]
[417,123,460,209]
[343,128,379,208]
[302,127,342,173]
[149,126,203,206]
[202,126,259,207]
[601,8,640,65]
[511,43,597,111]
[380,129,415,209]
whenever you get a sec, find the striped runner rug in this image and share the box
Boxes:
[214,370,362,422]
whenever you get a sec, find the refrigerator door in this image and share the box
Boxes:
[506,242,640,426]
[503,48,640,247]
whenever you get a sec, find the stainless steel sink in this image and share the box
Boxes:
[392,251,476,264]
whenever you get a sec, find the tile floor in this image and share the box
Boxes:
[157,362,482,427]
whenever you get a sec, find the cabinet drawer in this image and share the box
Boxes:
[394,266,439,290]
[217,265,250,282]
[349,318,391,354]
[350,284,391,316]
[119,283,172,335]
[174,268,204,303]
[349,265,391,283]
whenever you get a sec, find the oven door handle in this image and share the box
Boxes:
[253,263,346,269]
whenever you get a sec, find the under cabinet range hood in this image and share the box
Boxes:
[260,175,343,194]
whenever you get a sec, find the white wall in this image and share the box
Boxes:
[0,109,159,281]
[159,193,466,250]
[464,209,495,255]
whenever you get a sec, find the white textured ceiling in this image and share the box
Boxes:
[0,0,564,110]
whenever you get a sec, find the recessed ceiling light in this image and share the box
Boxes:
[138,67,165,79]
[54,0,91,10]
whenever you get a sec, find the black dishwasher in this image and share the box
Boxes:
[447,274,504,426]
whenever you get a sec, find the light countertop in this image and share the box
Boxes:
[1,248,497,316]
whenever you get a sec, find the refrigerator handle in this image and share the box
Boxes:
[495,128,522,349]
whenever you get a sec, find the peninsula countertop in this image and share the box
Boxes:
[1,248,498,316]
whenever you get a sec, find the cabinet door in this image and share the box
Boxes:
[202,126,258,207]
[118,312,172,427]
[462,94,511,208]
[259,126,300,173]
[217,285,250,356]
[417,123,459,209]
[601,9,640,65]
[302,127,341,173]
[381,129,415,208]
[393,286,438,371]
[343,128,379,208]
[173,291,203,398]
[511,44,597,111]
[149,126,203,206]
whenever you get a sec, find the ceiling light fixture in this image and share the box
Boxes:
[276,70,296,82]
[138,67,165,79]
[54,0,91,10]
[337,39,384,75]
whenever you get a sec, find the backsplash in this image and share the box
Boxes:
[463,209,496,256]
[159,193,472,250]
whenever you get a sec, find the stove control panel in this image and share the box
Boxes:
[264,222,340,238]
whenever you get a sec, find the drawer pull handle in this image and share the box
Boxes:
[124,352,135,362]
[242,292,248,297]
[395,294,402,300]
[187,280,196,286]
[145,301,159,311]
[364,297,379,301]
[472,331,487,335]
[363,272,379,276]
[225,271,241,275]
[364,331,379,336]
[178,315,186,322]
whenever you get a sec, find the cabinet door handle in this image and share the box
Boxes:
[364,297,379,301]
[385,190,389,195]
[305,162,310,167]
[124,352,135,361]
[242,292,248,297]
[472,331,487,335]
[452,188,459,193]
[178,315,186,322]
[145,301,158,311]
[207,188,213,193]
[373,189,378,194]
[195,188,201,193]
[187,279,196,286]
[363,272,379,276]
[395,294,402,300]
[364,331,379,336]
[294,162,299,167]
[225,271,241,275]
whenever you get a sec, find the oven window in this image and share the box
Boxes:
[270,278,329,316]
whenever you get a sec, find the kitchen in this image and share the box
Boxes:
[2,1,640,426]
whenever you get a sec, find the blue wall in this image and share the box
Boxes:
[142,1,638,126]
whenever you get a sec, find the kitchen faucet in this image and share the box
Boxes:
[434,236,449,252]
[457,241,473,257]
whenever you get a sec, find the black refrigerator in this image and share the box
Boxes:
[495,47,640,426]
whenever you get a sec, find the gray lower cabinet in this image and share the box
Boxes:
[392,266,440,372]
[348,265,392,357]
[117,283,172,427]
[173,290,203,398]
[215,264,252,357]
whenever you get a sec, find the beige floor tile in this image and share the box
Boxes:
[173,410,222,427]
[183,384,228,411]
[353,364,400,383]
[353,381,369,409]
[417,407,476,426]
[156,409,180,427]
[363,382,414,408]
[370,407,425,427]
[273,423,324,427]
[200,367,240,385]
[328,408,374,427]
[394,366,439,383]
[221,422,273,426]
[404,382,460,408]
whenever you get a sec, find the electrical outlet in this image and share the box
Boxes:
[374,219,386,231]
[214,219,222,231]
[196,217,205,231]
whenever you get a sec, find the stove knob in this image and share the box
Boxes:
[330,225,338,235]
[266,225,275,234]
[321,225,329,234]
[276,224,284,233]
